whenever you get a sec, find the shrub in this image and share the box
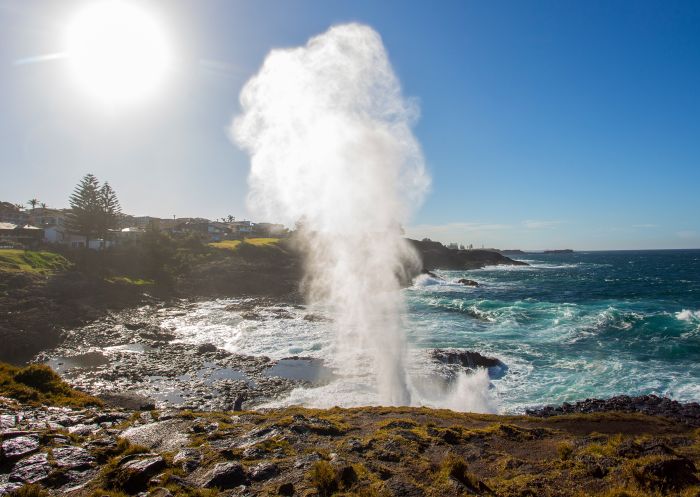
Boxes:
[310,460,338,497]
[557,441,574,460]
[0,362,101,407]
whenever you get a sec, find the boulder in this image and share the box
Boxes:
[249,462,279,481]
[430,349,506,378]
[118,455,166,492]
[202,462,247,489]
[9,452,51,484]
[196,343,218,354]
[457,278,479,287]
[52,446,95,470]
[1,435,40,462]
[121,419,190,451]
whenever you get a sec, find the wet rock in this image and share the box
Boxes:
[121,419,191,451]
[201,462,247,489]
[430,349,504,370]
[526,395,700,426]
[196,343,218,354]
[278,482,295,496]
[249,462,279,481]
[1,435,40,462]
[457,278,479,287]
[52,446,95,470]
[118,455,166,493]
[10,452,51,484]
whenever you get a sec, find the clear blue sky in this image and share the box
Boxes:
[1,0,698,250]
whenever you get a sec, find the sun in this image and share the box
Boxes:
[65,1,171,107]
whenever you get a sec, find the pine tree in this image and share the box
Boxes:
[66,174,103,246]
[99,182,122,235]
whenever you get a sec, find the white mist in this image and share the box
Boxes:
[232,23,493,411]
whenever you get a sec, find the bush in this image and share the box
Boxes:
[0,362,101,407]
[310,460,338,497]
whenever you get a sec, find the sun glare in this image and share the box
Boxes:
[66,1,171,107]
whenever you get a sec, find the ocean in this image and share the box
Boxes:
[406,249,700,412]
[164,249,700,413]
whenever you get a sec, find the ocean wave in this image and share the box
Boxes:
[479,262,580,271]
[676,309,700,321]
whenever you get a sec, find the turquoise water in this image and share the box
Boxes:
[404,250,700,413]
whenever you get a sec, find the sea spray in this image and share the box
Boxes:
[231,23,429,405]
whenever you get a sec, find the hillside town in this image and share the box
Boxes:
[0,200,287,250]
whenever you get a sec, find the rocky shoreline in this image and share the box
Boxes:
[2,395,700,496]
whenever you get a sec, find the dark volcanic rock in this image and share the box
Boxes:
[430,349,506,372]
[408,238,528,272]
[197,343,218,354]
[201,461,247,489]
[526,395,700,426]
[457,278,479,287]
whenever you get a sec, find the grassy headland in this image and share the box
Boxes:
[1,374,698,497]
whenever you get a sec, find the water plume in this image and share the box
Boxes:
[232,23,429,405]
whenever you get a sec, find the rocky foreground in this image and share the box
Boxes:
[2,396,700,497]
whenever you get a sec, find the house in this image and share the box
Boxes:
[229,220,255,235]
[116,227,146,243]
[0,223,44,248]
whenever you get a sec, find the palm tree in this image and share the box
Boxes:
[14,203,24,211]
[40,202,47,209]
[27,198,39,210]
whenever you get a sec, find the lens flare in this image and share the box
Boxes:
[65,1,171,107]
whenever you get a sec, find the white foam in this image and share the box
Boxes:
[676,309,700,321]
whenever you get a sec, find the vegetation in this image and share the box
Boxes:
[0,249,71,275]
[209,237,280,250]
[7,485,49,497]
[66,173,122,245]
[0,362,101,407]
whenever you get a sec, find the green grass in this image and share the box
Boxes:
[208,237,280,251]
[0,362,102,407]
[0,249,71,274]
[208,239,242,250]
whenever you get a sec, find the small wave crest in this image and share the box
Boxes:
[676,309,700,322]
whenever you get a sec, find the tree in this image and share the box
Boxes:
[66,174,121,247]
[227,215,235,223]
[40,202,47,209]
[99,182,121,235]
[28,198,38,210]
[67,174,101,246]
